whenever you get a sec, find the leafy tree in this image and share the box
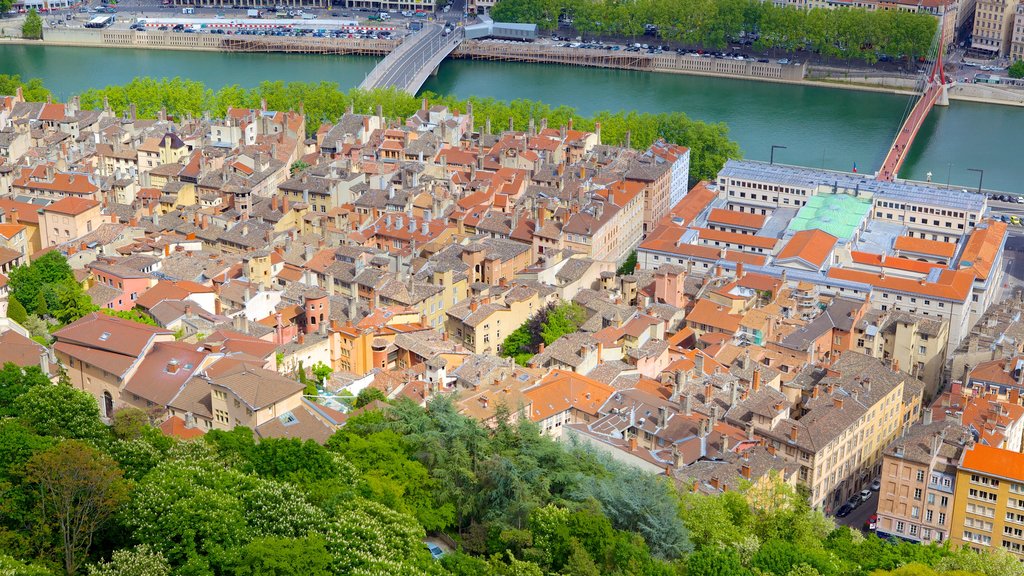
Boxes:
[14,383,109,442]
[25,440,129,575]
[310,361,332,383]
[110,407,150,440]
[540,302,587,346]
[0,363,51,417]
[87,545,170,576]
[0,75,50,102]
[0,554,51,576]
[1009,60,1024,79]
[34,291,48,318]
[21,9,42,40]
[6,296,27,325]
[354,386,387,408]
[687,547,751,576]
[934,546,1023,576]
[289,160,310,176]
[233,535,333,576]
[616,251,637,276]
[563,538,600,576]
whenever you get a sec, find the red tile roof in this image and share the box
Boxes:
[827,267,976,301]
[893,235,956,258]
[669,181,718,225]
[958,220,1006,281]
[776,229,838,268]
[523,369,615,422]
[697,228,778,250]
[707,208,766,230]
[959,443,1024,482]
[44,197,100,216]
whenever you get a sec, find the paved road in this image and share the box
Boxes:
[834,489,879,533]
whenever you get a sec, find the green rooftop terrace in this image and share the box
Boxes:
[787,193,872,240]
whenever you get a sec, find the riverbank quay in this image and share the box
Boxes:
[4,28,1024,106]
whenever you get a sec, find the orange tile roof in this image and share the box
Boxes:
[687,299,742,333]
[827,267,976,301]
[776,229,837,268]
[159,415,206,440]
[43,197,100,216]
[707,208,766,230]
[893,235,956,258]
[958,220,1006,281]
[0,199,40,225]
[0,224,26,239]
[960,443,1024,481]
[669,181,718,225]
[697,228,778,250]
[850,251,944,275]
[523,369,615,422]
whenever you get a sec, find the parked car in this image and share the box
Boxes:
[866,514,878,531]
[859,489,872,502]
[870,479,881,491]
[425,543,444,560]
[847,494,862,509]
[836,504,853,518]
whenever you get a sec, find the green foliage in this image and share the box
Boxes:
[6,296,27,325]
[8,252,94,327]
[100,308,158,326]
[1009,60,1024,79]
[25,440,129,575]
[310,361,332,383]
[540,302,587,346]
[0,554,51,576]
[14,383,109,442]
[0,363,51,417]
[21,9,42,40]
[289,160,310,176]
[493,0,936,65]
[232,535,333,576]
[354,386,388,408]
[87,545,170,576]
[616,250,637,276]
[0,75,51,102]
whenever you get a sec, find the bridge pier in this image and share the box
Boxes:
[935,82,950,107]
[431,64,440,77]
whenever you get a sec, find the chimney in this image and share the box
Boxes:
[185,303,194,319]
[730,383,739,406]
[789,425,798,442]
[752,368,761,392]
[39,350,50,375]
[683,393,692,416]
[695,353,704,375]
[659,405,668,425]
[672,370,684,402]
[835,397,844,410]
[628,436,638,452]
[538,342,545,354]
[740,463,751,480]
[166,360,180,375]
[923,407,933,425]
[704,382,714,402]
[736,262,744,278]
[469,298,478,312]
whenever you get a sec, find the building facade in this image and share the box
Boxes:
[950,443,1024,559]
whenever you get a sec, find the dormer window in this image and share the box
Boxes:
[98,332,110,341]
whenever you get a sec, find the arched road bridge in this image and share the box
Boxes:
[359,24,465,94]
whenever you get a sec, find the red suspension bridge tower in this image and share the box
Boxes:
[876,19,950,182]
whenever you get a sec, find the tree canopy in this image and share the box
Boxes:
[21,9,42,40]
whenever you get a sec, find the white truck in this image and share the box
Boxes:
[247,8,262,18]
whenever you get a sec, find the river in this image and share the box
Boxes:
[2,43,1022,192]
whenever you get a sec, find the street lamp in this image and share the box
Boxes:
[946,162,952,187]
[770,144,787,166]
[967,168,984,194]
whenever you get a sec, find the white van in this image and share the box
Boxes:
[182,7,194,14]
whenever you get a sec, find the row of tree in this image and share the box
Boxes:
[492,0,937,65]
[0,363,1021,575]
[0,74,740,184]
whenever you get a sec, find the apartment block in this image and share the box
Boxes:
[1012,2,1024,62]
[852,309,950,398]
[729,352,924,511]
[971,0,1019,56]
[876,414,974,544]
[950,444,1024,559]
